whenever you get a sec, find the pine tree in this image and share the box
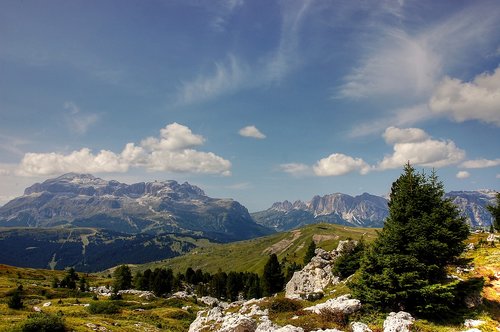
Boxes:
[350,164,470,316]
[8,290,23,309]
[487,192,500,232]
[303,240,316,265]
[113,265,132,291]
[262,254,285,296]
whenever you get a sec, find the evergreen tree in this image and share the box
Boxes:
[8,290,23,309]
[60,268,79,289]
[332,239,365,279]
[487,192,500,232]
[113,265,132,291]
[303,240,316,265]
[79,277,87,292]
[350,164,470,316]
[262,254,284,296]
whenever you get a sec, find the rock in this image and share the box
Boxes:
[189,306,225,332]
[33,306,41,312]
[118,289,156,300]
[464,319,485,328]
[310,329,343,332]
[351,322,373,332]
[42,301,51,307]
[285,241,359,300]
[462,329,481,332]
[219,314,257,332]
[487,233,496,242]
[303,294,361,315]
[201,296,222,307]
[466,243,475,251]
[182,305,192,311]
[383,311,414,332]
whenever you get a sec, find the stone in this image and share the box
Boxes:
[464,319,485,328]
[219,314,257,332]
[33,306,41,312]
[351,322,373,332]
[383,311,414,332]
[42,301,52,307]
[303,294,361,315]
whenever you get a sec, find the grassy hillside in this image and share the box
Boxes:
[136,223,379,275]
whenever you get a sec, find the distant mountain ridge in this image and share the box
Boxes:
[252,190,497,231]
[0,173,270,242]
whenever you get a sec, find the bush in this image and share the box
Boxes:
[266,297,303,313]
[8,291,23,309]
[318,308,348,329]
[87,301,121,314]
[16,312,66,332]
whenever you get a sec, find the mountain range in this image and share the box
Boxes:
[251,190,497,231]
[0,173,270,242]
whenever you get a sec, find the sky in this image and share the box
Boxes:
[0,0,499,212]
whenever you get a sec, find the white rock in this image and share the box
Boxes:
[462,329,481,332]
[351,322,373,332]
[310,329,343,332]
[42,301,52,307]
[274,325,304,332]
[219,313,257,332]
[303,294,361,315]
[33,306,41,312]
[464,319,485,328]
[383,311,414,332]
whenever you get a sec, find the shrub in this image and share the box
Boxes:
[17,312,66,332]
[87,301,121,314]
[8,291,23,309]
[318,308,348,328]
[267,297,303,313]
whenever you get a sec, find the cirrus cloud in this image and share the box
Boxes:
[11,123,231,177]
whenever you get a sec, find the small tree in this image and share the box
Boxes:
[262,254,284,296]
[350,164,471,317]
[487,192,500,232]
[8,290,23,309]
[303,240,316,265]
[113,265,132,292]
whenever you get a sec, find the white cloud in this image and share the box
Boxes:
[377,127,465,170]
[11,123,231,177]
[64,101,99,135]
[280,163,311,176]
[238,125,266,139]
[382,126,429,144]
[456,171,470,179]
[460,158,500,169]
[337,28,441,99]
[429,66,500,126]
[313,153,370,176]
[496,174,500,179]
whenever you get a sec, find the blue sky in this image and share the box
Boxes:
[0,0,499,211]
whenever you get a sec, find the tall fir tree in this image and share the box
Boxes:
[113,265,133,291]
[350,164,470,316]
[262,254,285,296]
[487,192,500,232]
[303,240,316,265]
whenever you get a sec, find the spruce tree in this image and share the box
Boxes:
[262,254,284,296]
[303,240,316,265]
[113,265,132,291]
[487,192,500,232]
[350,164,470,316]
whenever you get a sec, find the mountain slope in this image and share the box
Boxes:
[136,223,379,275]
[0,173,270,242]
[252,190,497,231]
[0,227,214,272]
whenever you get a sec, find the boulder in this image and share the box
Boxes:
[464,319,485,328]
[383,311,414,332]
[303,294,361,315]
[285,241,357,300]
[351,322,373,332]
[219,314,257,332]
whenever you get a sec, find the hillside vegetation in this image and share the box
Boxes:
[135,223,379,275]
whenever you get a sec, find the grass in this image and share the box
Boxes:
[134,223,379,275]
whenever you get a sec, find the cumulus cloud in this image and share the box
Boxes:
[378,127,465,170]
[456,171,470,179]
[12,123,231,177]
[429,66,500,126]
[460,158,500,169]
[383,126,429,144]
[64,101,99,135]
[279,163,311,176]
[238,125,266,139]
[313,153,370,176]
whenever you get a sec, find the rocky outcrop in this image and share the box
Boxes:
[285,241,355,300]
[351,322,372,332]
[383,311,414,332]
[303,294,361,315]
